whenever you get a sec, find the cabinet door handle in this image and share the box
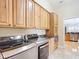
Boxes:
[8,24,11,26]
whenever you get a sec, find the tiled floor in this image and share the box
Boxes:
[48,41,79,59]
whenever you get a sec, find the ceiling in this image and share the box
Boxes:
[47,0,79,9]
[47,0,64,8]
[64,18,79,26]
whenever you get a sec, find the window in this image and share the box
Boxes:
[64,17,79,32]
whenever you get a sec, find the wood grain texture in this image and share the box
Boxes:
[46,13,58,37]
[13,0,26,28]
[34,3,41,29]
[0,0,12,27]
[26,0,35,28]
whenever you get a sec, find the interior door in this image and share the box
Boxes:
[0,0,12,27]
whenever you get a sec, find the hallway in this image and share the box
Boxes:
[48,42,79,59]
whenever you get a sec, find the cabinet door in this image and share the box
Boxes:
[14,0,26,28]
[41,8,49,29]
[35,3,41,28]
[46,12,50,29]
[46,13,58,37]
[46,13,54,37]
[0,0,12,27]
[54,25,58,36]
[54,13,58,25]
[44,11,48,29]
[47,13,50,29]
[41,8,46,29]
[53,13,58,36]
[49,39,54,54]
[8,47,38,59]
[26,0,35,28]
[49,38,58,54]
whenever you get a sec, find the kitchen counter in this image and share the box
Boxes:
[0,35,49,59]
[2,43,37,58]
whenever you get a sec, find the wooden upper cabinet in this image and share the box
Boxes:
[0,0,50,29]
[46,13,58,37]
[14,0,26,28]
[41,8,50,29]
[41,8,45,29]
[0,0,12,27]
[26,0,35,28]
[47,13,50,29]
[34,3,41,28]
[41,8,47,29]
[14,0,35,28]
[45,11,50,29]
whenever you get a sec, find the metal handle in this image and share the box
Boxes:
[40,43,49,49]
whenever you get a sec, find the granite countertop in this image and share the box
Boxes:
[0,35,50,59]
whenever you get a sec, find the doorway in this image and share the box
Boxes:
[64,17,79,42]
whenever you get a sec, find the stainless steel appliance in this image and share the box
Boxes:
[24,34,49,59]
[38,42,49,59]
[37,37,49,59]
[25,34,49,59]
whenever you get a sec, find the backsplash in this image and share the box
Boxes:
[0,28,46,37]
